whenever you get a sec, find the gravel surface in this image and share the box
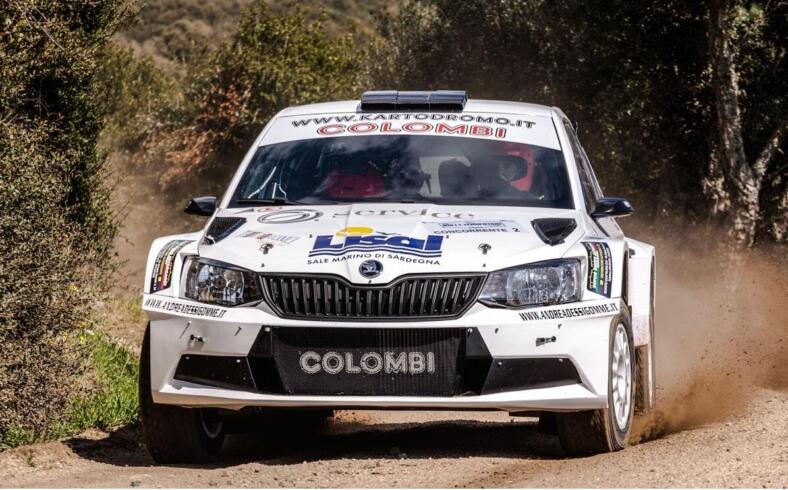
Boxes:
[1,389,785,488]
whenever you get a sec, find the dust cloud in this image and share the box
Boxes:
[625,218,787,439]
[110,164,207,295]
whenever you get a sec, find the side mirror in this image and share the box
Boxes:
[591,197,633,218]
[184,196,217,216]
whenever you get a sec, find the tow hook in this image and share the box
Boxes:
[536,336,556,346]
[190,334,208,344]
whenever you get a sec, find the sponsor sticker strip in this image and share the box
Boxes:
[315,121,510,140]
[423,219,523,234]
[290,113,537,128]
[238,230,301,246]
[519,301,619,321]
[583,242,613,297]
[254,208,476,223]
[144,297,227,319]
[150,240,192,293]
[308,252,441,266]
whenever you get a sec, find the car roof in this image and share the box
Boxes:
[276,99,560,118]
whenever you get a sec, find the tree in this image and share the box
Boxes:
[707,0,786,247]
[375,0,786,245]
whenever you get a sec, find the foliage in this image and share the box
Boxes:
[95,44,179,152]
[375,0,786,243]
[116,0,251,72]
[115,0,393,73]
[725,3,787,242]
[0,0,128,445]
[0,123,88,443]
[0,330,139,449]
[66,329,139,435]
[139,1,369,193]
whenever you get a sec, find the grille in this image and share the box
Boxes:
[271,327,465,396]
[260,274,486,320]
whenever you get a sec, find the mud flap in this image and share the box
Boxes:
[635,345,654,412]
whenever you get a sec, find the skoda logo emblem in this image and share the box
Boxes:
[359,260,383,279]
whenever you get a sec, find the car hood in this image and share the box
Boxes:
[198,204,583,284]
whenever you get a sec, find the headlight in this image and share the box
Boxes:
[479,259,581,308]
[181,257,263,306]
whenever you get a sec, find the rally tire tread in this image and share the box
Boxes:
[555,303,634,456]
[556,409,615,455]
[139,325,225,464]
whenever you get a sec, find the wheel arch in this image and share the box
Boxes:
[144,232,202,295]
[624,237,656,411]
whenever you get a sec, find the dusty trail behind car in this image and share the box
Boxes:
[1,226,786,487]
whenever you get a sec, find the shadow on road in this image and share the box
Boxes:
[64,414,564,469]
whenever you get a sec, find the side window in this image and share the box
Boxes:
[563,121,601,212]
[577,139,604,199]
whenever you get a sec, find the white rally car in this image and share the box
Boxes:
[139,91,656,462]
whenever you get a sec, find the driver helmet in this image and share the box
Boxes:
[322,160,384,198]
[498,142,535,191]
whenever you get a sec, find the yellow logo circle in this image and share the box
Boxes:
[336,226,374,237]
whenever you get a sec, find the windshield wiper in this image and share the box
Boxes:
[236,197,305,205]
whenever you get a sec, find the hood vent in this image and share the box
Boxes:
[204,217,245,244]
[531,218,577,246]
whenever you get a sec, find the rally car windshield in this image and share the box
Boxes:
[230,135,573,209]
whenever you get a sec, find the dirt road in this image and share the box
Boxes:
[1,388,786,488]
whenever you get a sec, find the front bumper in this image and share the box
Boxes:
[143,294,618,412]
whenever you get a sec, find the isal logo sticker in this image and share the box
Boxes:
[309,227,444,258]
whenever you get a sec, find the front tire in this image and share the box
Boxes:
[556,304,635,456]
[139,324,226,464]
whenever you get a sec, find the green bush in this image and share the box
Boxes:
[114,0,390,72]
[0,0,128,446]
[95,44,179,152]
[94,42,182,156]
[66,329,139,435]
[0,329,139,449]
[0,123,98,444]
[138,1,368,193]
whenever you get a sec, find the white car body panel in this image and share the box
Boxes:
[144,293,613,410]
[143,97,656,413]
[198,204,582,280]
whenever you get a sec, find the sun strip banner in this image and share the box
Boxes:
[262,112,561,149]
[583,242,613,297]
[150,240,192,293]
